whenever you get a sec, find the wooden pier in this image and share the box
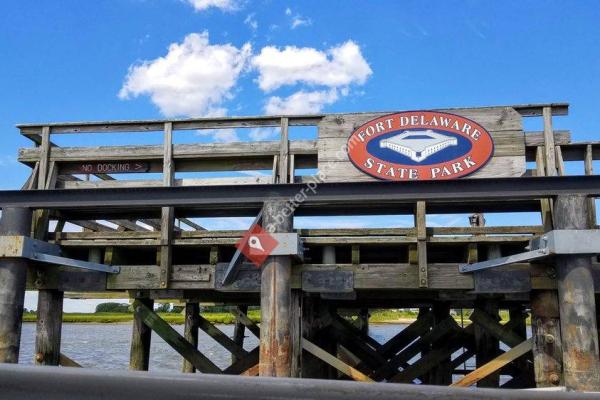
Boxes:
[1,102,600,395]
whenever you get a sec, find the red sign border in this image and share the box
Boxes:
[346,110,495,181]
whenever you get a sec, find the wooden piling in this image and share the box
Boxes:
[259,200,294,377]
[232,305,248,365]
[531,290,563,387]
[130,297,154,371]
[0,207,32,363]
[474,299,500,388]
[554,195,600,391]
[182,302,200,373]
[35,289,64,365]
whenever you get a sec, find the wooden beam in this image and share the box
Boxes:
[301,338,374,382]
[473,300,500,387]
[451,338,533,387]
[133,299,221,374]
[230,307,260,338]
[279,117,289,183]
[543,107,557,176]
[197,314,248,360]
[159,122,174,289]
[59,353,82,368]
[585,144,597,228]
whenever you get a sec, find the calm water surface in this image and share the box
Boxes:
[18,323,409,371]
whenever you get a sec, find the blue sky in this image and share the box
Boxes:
[1,1,599,310]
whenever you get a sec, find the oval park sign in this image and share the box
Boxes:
[347,111,494,181]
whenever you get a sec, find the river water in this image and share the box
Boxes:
[18,322,411,371]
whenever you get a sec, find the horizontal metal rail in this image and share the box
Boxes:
[0,364,591,400]
[0,176,599,218]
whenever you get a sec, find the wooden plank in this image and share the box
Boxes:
[473,300,500,387]
[555,146,565,176]
[301,338,374,382]
[470,308,523,348]
[160,122,174,289]
[37,126,50,190]
[133,299,221,374]
[415,201,427,288]
[279,117,289,183]
[585,144,597,228]
[19,140,317,163]
[450,338,533,387]
[525,130,570,146]
[543,106,557,176]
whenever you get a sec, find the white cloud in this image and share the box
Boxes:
[284,7,311,29]
[248,127,280,141]
[244,13,258,31]
[265,89,338,114]
[291,15,311,29]
[185,0,240,12]
[251,40,371,92]
[119,32,251,117]
[196,128,239,142]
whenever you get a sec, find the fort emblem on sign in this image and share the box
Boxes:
[347,111,495,181]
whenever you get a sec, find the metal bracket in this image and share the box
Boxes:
[459,229,600,273]
[0,235,120,274]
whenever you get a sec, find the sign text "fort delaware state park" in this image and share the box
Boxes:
[347,111,494,181]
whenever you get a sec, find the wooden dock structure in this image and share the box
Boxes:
[1,102,600,395]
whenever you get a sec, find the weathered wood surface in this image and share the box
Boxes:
[19,140,317,163]
[554,195,600,391]
[302,338,374,382]
[530,290,563,387]
[59,353,82,368]
[259,200,294,377]
[182,302,200,373]
[129,297,153,371]
[133,299,221,374]
[34,289,64,366]
[0,208,32,364]
[318,107,526,182]
[451,338,533,387]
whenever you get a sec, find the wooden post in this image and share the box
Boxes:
[259,200,294,377]
[279,118,289,183]
[129,296,154,371]
[232,305,248,365]
[159,122,174,289]
[474,299,500,387]
[0,207,32,363]
[429,303,452,385]
[554,195,600,391]
[531,290,562,387]
[182,302,200,373]
[34,289,64,366]
[415,201,428,288]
